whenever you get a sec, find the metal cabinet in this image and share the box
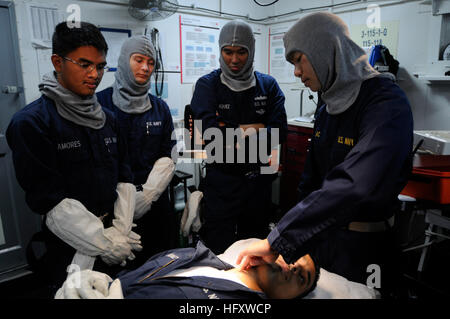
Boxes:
[279,124,313,213]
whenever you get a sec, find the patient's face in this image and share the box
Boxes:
[255,254,316,299]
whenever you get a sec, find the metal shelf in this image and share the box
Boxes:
[414,74,450,82]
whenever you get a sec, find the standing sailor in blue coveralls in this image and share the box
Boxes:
[6,22,142,296]
[237,12,413,297]
[97,35,176,264]
[190,20,288,254]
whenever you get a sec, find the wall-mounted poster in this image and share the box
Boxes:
[268,26,295,84]
[350,21,400,57]
[179,16,221,84]
[100,27,132,71]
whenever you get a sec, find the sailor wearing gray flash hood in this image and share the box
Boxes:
[190,20,288,254]
[97,35,176,265]
[282,11,383,115]
[6,21,137,296]
[236,12,413,298]
[218,19,256,91]
[112,35,155,114]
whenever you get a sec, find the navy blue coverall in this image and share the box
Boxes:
[267,76,414,288]
[97,87,176,263]
[119,241,265,299]
[191,69,288,254]
[5,95,133,290]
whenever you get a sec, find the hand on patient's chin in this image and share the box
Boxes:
[275,255,290,272]
[238,255,265,271]
[236,239,277,270]
[239,254,285,271]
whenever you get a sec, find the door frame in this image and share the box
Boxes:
[0,0,26,115]
[0,0,41,283]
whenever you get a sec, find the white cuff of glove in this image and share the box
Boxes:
[134,157,175,220]
[180,191,203,237]
[112,182,136,235]
[135,192,152,220]
[71,252,96,271]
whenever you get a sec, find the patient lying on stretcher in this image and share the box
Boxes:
[56,240,319,299]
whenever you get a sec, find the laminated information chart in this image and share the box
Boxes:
[268,27,295,83]
[179,16,221,84]
[350,21,399,57]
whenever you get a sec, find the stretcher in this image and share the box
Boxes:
[220,238,380,299]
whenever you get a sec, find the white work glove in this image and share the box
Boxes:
[112,182,143,256]
[112,183,136,235]
[46,198,135,266]
[71,252,96,271]
[55,270,124,299]
[70,183,142,270]
[180,191,203,237]
[101,226,136,266]
[127,225,143,252]
[135,157,175,220]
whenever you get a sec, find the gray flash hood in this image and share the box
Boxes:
[283,12,380,115]
[112,35,156,114]
[219,20,256,92]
